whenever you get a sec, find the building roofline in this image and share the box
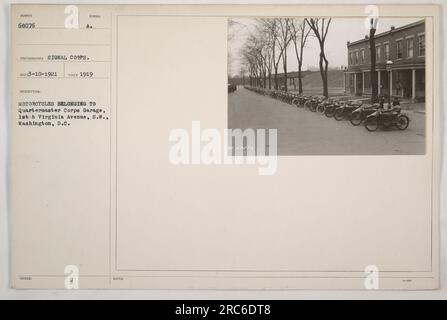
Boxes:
[347,19,425,47]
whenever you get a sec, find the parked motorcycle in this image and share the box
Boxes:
[304,97,315,111]
[323,99,343,118]
[316,99,331,114]
[309,97,324,112]
[287,93,301,105]
[292,95,307,108]
[350,103,381,126]
[334,101,362,121]
[364,107,410,131]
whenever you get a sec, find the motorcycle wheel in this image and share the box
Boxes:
[350,112,362,126]
[365,117,379,132]
[325,108,335,118]
[292,99,299,107]
[334,109,344,121]
[310,104,317,112]
[396,115,410,130]
[304,101,311,109]
[317,104,325,113]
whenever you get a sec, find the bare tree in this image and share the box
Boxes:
[290,19,311,94]
[266,45,273,89]
[254,27,273,89]
[260,35,274,89]
[277,18,293,91]
[306,18,332,97]
[240,18,295,91]
[241,37,257,86]
[258,19,283,90]
[241,46,257,86]
[252,33,268,88]
[242,31,268,88]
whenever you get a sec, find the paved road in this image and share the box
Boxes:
[228,87,425,155]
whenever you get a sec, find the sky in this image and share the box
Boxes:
[228,17,422,77]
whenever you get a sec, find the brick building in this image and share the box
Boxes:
[344,20,425,101]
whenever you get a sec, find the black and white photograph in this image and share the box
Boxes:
[228,17,426,155]
[2,1,444,299]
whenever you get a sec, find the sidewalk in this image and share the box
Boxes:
[400,101,426,114]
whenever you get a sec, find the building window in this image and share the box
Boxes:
[396,40,403,59]
[348,52,352,65]
[360,49,365,64]
[406,38,414,58]
[354,51,358,65]
[384,43,390,60]
[376,45,381,61]
[419,34,425,56]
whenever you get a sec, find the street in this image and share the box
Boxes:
[228,87,426,155]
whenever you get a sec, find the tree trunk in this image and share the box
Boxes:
[318,49,329,98]
[263,69,267,88]
[268,71,272,89]
[298,62,303,94]
[318,53,329,98]
[323,57,329,98]
[274,67,279,90]
[369,28,378,102]
[283,51,288,92]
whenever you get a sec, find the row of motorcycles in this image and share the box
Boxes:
[244,86,410,132]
